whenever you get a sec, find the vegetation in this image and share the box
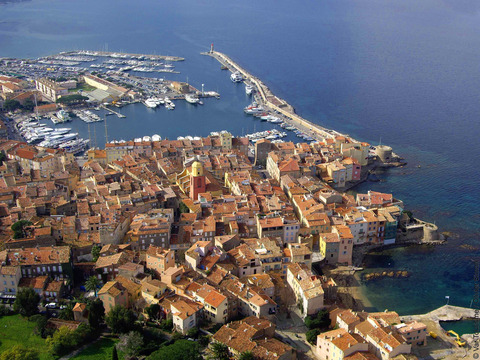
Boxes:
[0,152,6,166]
[14,287,40,317]
[29,314,51,338]
[239,351,256,360]
[179,202,190,214]
[85,276,101,297]
[105,306,137,334]
[56,94,89,105]
[0,314,52,360]
[3,99,22,111]
[148,340,202,360]
[87,299,105,329]
[0,345,39,360]
[209,342,230,360]
[0,304,12,316]
[111,345,119,360]
[306,328,322,345]
[11,220,33,239]
[91,245,101,262]
[46,324,97,357]
[70,337,118,360]
[304,309,330,330]
[58,302,74,321]
[145,303,161,323]
[116,331,143,358]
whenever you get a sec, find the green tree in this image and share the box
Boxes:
[179,202,190,213]
[186,326,199,339]
[29,314,49,338]
[304,309,330,330]
[112,346,119,360]
[55,94,88,104]
[3,99,21,111]
[87,298,105,329]
[148,340,202,360]
[0,152,6,166]
[46,326,79,356]
[59,302,74,321]
[116,331,144,358]
[91,244,101,262]
[209,342,230,360]
[239,351,256,360]
[13,287,40,317]
[11,220,33,239]
[145,303,161,322]
[22,99,35,111]
[105,305,137,334]
[159,318,173,332]
[306,328,322,345]
[85,276,101,297]
[0,345,39,360]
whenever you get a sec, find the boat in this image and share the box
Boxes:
[220,65,228,70]
[245,84,254,95]
[185,94,200,104]
[230,71,243,83]
[143,98,158,108]
[56,109,71,122]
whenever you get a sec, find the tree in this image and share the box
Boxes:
[11,220,32,239]
[148,340,202,360]
[112,346,119,360]
[22,99,35,111]
[105,305,137,334]
[59,302,74,321]
[179,202,190,213]
[91,244,101,262]
[145,303,161,322]
[239,351,256,360]
[0,152,7,166]
[306,328,322,345]
[29,314,49,338]
[55,94,88,104]
[85,276,101,297]
[0,345,39,360]
[159,318,173,332]
[186,326,199,339]
[3,99,21,111]
[46,326,78,356]
[304,309,330,330]
[209,342,230,360]
[116,331,144,358]
[87,298,105,329]
[13,287,40,317]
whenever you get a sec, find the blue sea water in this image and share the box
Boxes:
[1,0,479,315]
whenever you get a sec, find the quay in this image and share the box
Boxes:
[65,50,185,62]
[202,50,342,141]
[101,105,126,118]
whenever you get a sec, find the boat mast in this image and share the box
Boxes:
[104,113,108,144]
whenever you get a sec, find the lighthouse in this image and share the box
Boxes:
[210,43,214,53]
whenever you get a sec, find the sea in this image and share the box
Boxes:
[1,0,479,316]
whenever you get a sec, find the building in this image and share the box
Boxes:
[212,316,296,360]
[286,263,324,317]
[317,328,369,360]
[145,246,175,277]
[35,78,68,102]
[190,161,207,201]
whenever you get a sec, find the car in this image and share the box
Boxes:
[59,305,67,310]
[45,302,57,308]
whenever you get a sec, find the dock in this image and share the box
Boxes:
[67,50,184,62]
[202,50,341,142]
[101,105,126,118]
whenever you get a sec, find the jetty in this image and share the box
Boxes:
[101,105,126,118]
[202,50,344,141]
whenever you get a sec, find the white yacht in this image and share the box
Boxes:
[245,84,254,95]
[230,71,243,83]
[185,94,200,104]
[144,98,158,108]
[56,109,71,122]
